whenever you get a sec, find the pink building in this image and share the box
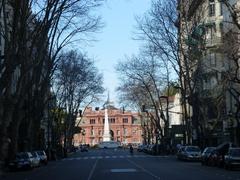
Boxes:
[74,106,143,146]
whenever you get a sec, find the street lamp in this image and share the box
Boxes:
[159,96,169,143]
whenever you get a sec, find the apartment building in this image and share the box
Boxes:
[178,0,239,146]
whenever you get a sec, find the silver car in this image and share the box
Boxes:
[31,152,41,167]
[178,146,201,161]
[224,147,240,170]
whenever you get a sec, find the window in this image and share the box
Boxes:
[209,53,216,66]
[110,118,115,123]
[117,130,120,136]
[90,119,95,124]
[123,118,128,123]
[91,129,94,136]
[206,24,216,45]
[102,118,105,124]
[124,128,127,135]
[209,0,215,17]
[220,1,223,15]
[98,130,102,135]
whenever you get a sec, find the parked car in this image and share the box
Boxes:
[8,152,34,170]
[35,150,48,165]
[215,142,236,167]
[149,144,164,155]
[143,145,149,153]
[137,145,144,152]
[201,147,216,165]
[176,146,185,160]
[177,146,201,161]
[224,147,240,170]
[31,152,41,167]
[80,145,88,152]
[207,149,219,166]
[147,144,155,154]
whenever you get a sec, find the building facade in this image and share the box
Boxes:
[178,0,240,146]
[74,106,143,146]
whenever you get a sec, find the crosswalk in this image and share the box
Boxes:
[62,155,169,161]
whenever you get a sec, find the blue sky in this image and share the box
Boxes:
[87,0,151,105]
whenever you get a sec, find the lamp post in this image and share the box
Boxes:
[160,95,169,146]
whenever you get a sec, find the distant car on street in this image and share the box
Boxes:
[224,147,240,170]
[176,146,185,160]
[137,144,144,152]
[35,150,48,165]
[8,152,34,170]
[31,151,41,167]
[98,141,120,149]
[177,146,201,161]
[201,147,216,165]
[212,142,236,167]
[80,145,88,152]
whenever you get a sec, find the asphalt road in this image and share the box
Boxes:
[2,148,240,180]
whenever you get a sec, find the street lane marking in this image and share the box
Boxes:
[87,159,98,180]
[110,168,137,173]
[127,159,161,180]
[63,155,156,161]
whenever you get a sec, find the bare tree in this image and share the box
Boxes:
[116,51,172,147]
[53,50,104,156]
[0,0,103,169]
[134,0,223,146]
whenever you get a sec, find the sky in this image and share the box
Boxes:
[87,0,151,106]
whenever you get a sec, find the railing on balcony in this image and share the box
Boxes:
[205,36,222,47]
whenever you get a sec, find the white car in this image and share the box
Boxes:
[35,150,48,165]
[31,152,41,167]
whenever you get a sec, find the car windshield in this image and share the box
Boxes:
[204,147,215,153]
[186,147,200,152]
[37,151,44,155]
[32,152,37,157]
[230,149,240,156]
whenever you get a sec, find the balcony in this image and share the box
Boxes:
[205,36,222,48]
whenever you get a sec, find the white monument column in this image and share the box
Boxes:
[103,108,111,141]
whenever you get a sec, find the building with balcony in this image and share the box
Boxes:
[73,105,143,146]
[178,0,240,146]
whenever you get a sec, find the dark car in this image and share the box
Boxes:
[80,145,88,152]
[35,151,48,165]
[150,144,164,155]
[207,149,219,166]
[137,145,144,152]
[224,147,240,170]
[8,152,34,170]
[201,147,215,165]
[176,146,185,160]
[215,142,236,167]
